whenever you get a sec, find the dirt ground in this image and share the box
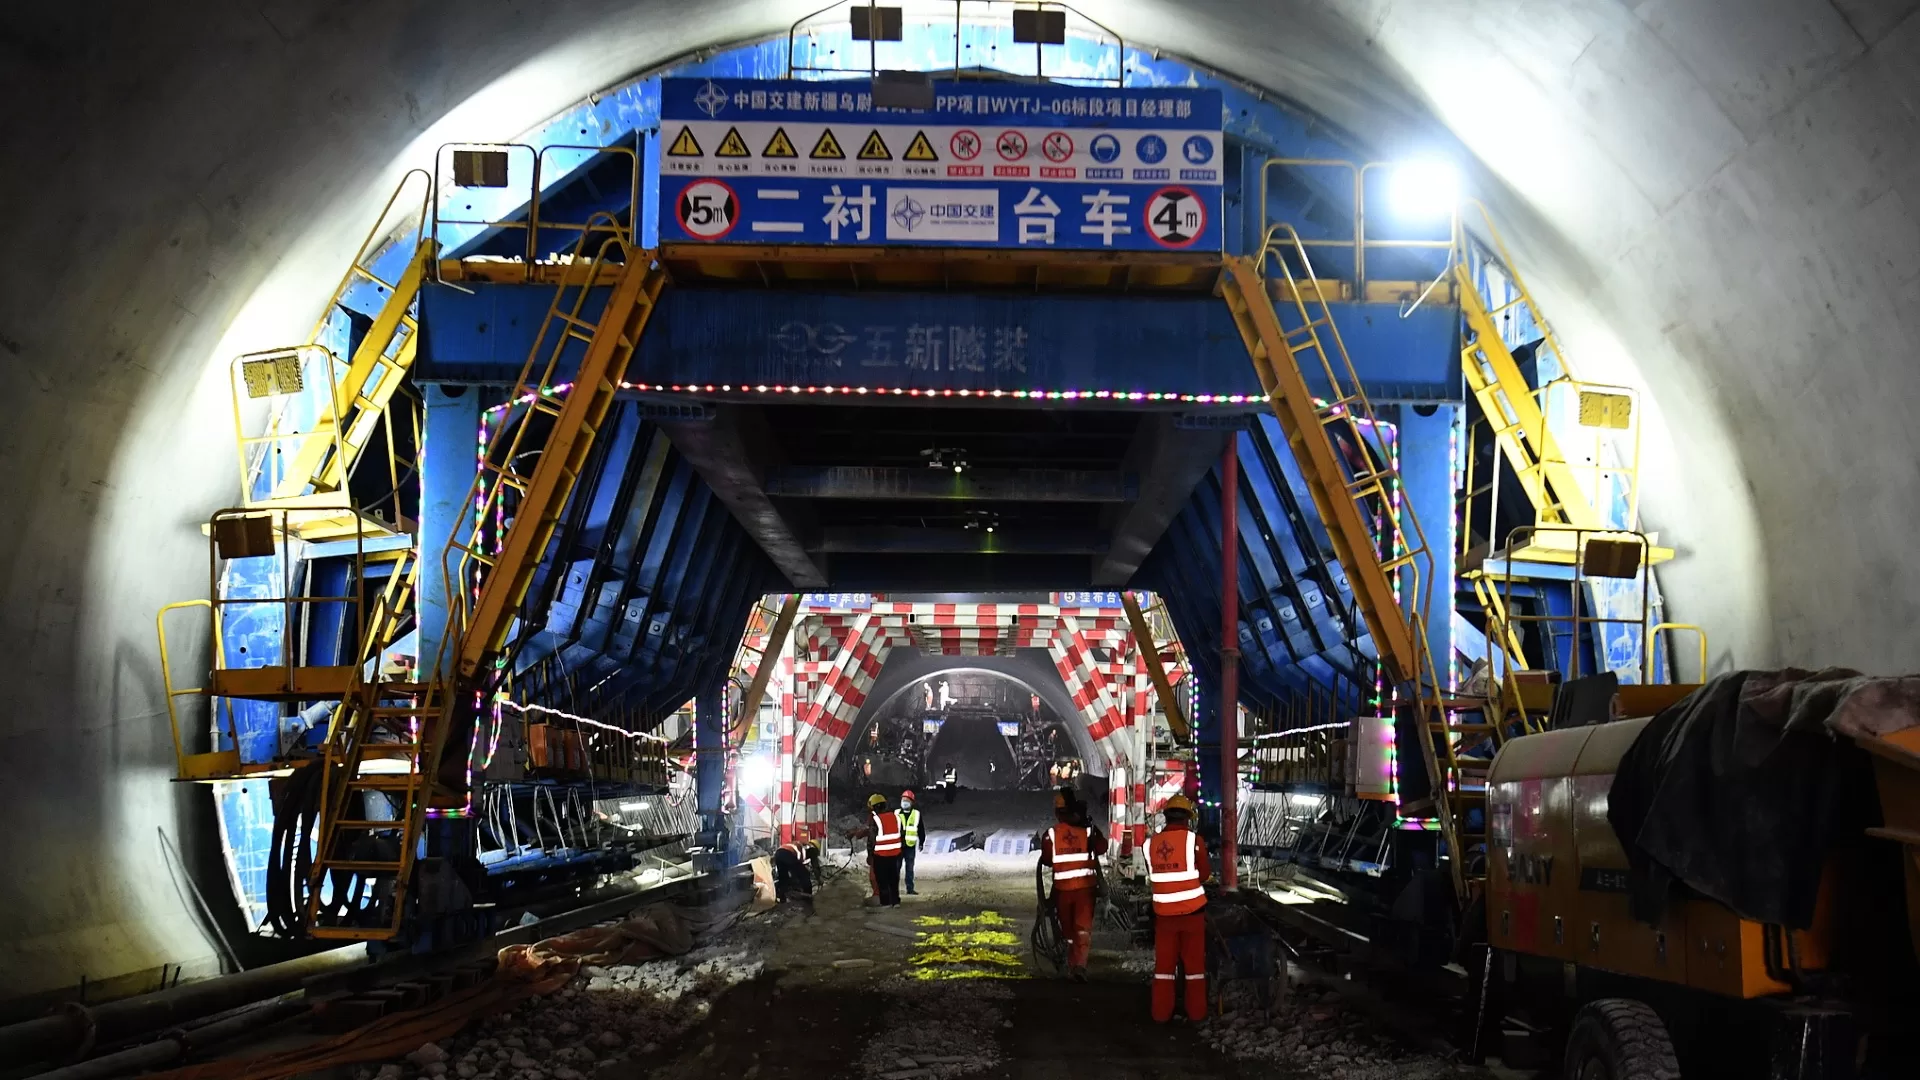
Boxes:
[356,792,1488,1080]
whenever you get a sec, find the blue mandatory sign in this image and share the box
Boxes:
[1089,133,1121,164]
[1136,134,1167,164]
[1183,135,1215,164]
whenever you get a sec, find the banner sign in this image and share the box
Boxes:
[659,78,1224,252]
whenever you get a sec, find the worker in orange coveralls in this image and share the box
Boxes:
[1147,793,1211,1021]
[1038,789,1108,981]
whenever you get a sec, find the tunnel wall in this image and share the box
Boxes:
[4,0,1913,998]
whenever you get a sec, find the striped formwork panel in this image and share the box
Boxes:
[1048,614,1132,771]
[795,614,900,765]
[983,828,1039,855]
[921,829,976,854]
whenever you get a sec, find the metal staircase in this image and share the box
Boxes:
[1221,233,1483,902]
[233,172,436,543]
[306,226,669,939]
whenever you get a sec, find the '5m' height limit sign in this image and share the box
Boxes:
[658,78,1223,253]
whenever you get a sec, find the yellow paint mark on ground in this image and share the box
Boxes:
[910,947,1024,968]
[917,931,1020,947]
[901,966,1024,981]
[914,911,1013,928]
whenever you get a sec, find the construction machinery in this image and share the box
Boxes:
[1470,692,1920,1080]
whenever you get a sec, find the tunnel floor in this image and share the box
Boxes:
[331,794,1485,1080]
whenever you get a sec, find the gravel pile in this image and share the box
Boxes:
[1199,981,1470,1080]
[858,980,1012,1079]
[353,945,764,1080]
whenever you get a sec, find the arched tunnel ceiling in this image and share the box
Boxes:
[3,0,1914,997]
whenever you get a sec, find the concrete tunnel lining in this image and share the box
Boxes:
[4,0,1914,998]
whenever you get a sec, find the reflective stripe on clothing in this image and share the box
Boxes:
[899,808,922,847]
[1148,827,1207,915]
[1048,823,1098,888]
[872,810,904,856]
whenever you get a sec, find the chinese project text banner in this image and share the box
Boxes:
[658,78,1224,252]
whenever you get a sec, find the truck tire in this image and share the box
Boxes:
[1564,999,1682,1080]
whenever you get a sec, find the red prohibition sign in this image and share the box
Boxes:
[950,129,982,160]
[995,130,1028,161]
[1041,131,1074,162]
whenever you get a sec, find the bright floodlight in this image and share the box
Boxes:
[738,755,776,792]
[1387,160,1459,219]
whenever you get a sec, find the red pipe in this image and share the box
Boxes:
[1220,437,1240,888]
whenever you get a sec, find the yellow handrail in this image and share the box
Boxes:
[1647,622,1709,684]
[155,600,241,781]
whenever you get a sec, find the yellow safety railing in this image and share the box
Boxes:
[232,170,435,538]
[1491,524,1656,683]
[1646,622,1709,684]
[156,600,241,781]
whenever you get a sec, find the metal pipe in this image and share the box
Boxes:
[0,946,367,1068]
[23,1000,311,1080]
[1219,438,1241,889]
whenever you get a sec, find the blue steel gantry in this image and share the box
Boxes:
[152,9,1700,945]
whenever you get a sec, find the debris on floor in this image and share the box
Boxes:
[1198,981,1472,1079]
[353,910,768,1080]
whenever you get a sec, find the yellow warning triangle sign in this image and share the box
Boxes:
[903,130,939,161]
[667,127,703,157]
[810,128,846,159]
[716,126,751,157]
[857,129,892,161]
[762,127,798,159]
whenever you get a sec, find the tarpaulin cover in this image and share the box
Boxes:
[1607,668,1920,928]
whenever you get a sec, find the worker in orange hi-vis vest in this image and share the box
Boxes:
[1147,793,1212,1021]
[1039,789,1108,981]
[864,793,906,907]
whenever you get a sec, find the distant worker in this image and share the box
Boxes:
[1148,794,1211,1022]
[1039,789,1107,981]
[774,833,820,907]
[942,761,959,804]
[864,793,905,907]
[898,789,926,895]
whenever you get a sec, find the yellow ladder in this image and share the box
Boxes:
[1221,235,1482,902]
[729,594,800,749]
[1453,264,1600,531]
[306,550,437,939]
[1122,591,1191,745]
[442,244,669,681]
[235,171,435,542]
[305,232,666,940]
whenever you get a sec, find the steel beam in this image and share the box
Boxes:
[1093,416,1230,586]
[763,466,1134,502]
[657,406,827,588]
[811,526,1108,554]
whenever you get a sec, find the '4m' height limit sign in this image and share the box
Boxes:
[658,78,1223,252]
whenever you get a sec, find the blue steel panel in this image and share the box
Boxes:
[418,285,1461,402]
[659,79,1223,252]
[419,385,481,671]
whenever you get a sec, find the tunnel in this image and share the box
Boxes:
[5,3,1919,1077]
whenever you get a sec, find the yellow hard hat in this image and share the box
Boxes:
[1162,794,1196,815]
[867,793,887,808]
